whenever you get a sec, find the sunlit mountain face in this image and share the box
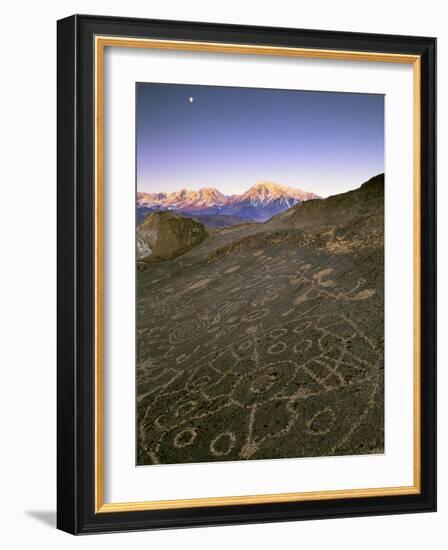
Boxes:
[137,182,320,224]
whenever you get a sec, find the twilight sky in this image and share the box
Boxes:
[136,83,384,198]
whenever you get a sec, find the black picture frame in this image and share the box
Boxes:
[57,14,436,534]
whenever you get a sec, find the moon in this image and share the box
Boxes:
[188,96,194,103]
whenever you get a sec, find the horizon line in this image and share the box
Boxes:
[136,172,384,200]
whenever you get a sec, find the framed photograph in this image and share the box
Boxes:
[57,14,436,534]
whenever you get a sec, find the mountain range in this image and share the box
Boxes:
[137,182,320,224]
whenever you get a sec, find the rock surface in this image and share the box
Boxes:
[137,210,208,262]
[136,174,385,465]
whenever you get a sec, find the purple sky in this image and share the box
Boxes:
[136,83,384,198]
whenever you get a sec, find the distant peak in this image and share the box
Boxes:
[196,187,226,199]
[240,181,320,202]
[248,181,286,192]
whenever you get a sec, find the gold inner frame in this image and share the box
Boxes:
[94,36,421,513]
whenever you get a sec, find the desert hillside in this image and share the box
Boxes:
[136,174,384,465]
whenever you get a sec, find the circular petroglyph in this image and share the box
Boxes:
[173,427,198,448]
[293,339,313,354]
[210,432,236,457]
[232,361,297,405]
[267,341,287,355]
[306,407,336,436]
[269,327,288,339]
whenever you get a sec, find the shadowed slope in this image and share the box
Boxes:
[270,174,383,229]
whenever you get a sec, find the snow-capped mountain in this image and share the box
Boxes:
[137,182,320,223]
[137,187,227,212]
[238,182,318,206]
[223,182,320,221]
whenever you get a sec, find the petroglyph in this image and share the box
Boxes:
[136,176,384,464]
